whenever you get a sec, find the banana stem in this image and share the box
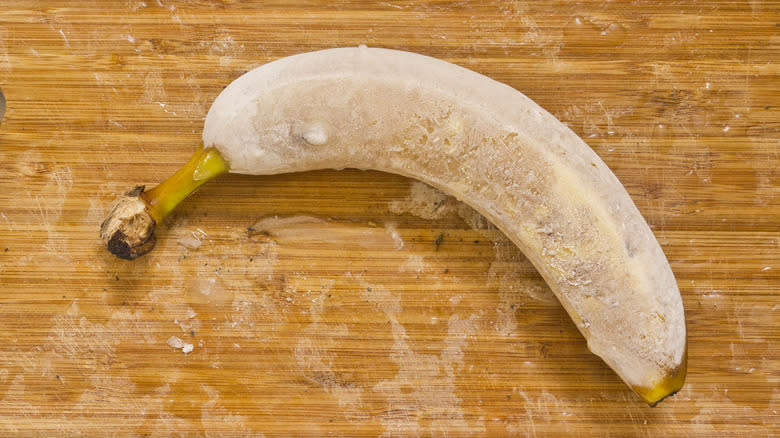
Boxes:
[100,145,229,259]
[143,145,229,224]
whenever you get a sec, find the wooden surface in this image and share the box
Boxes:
[0,1,777,436]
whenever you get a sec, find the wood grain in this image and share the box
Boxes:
[0,1,777,436]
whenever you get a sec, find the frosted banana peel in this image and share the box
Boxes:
[101,47,686,405]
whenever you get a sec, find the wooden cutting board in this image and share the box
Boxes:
[0,1,777,436]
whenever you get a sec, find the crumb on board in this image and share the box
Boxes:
[167,336,194,354]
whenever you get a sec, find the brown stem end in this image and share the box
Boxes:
[100,186,157,260]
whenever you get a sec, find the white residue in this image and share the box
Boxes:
[399,255,425,274]
[384,222,405,250]
[178,235,202,250]
[155,101,178,116]
[59,29,70,46]
[174,307,198,332]
[198,277,217,296]
[167,336,193,354]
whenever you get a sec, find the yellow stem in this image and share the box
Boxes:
[142,145,229,223]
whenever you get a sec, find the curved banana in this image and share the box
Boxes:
[101,47,686,405]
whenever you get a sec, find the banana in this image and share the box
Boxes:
[101,46,686,405]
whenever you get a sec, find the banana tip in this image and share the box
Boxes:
[100,186,157,260]
[634,351,688,406]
